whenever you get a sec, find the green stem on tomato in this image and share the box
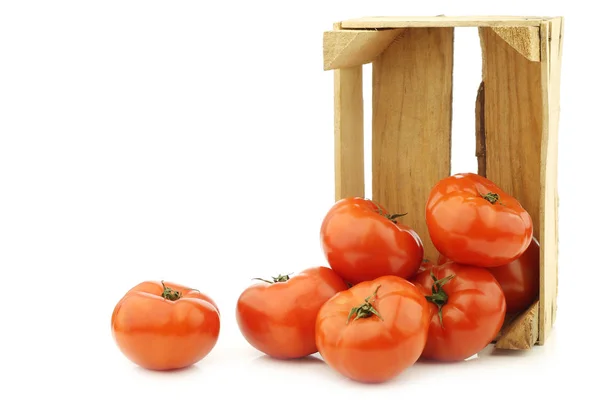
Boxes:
[161,281,182,301]
[480,192,501,205]
[252,273,293,284]
[347,285,384,324]
[370,200,408,224]
[424,272,455,328]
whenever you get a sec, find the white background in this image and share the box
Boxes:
[0,1,596,399]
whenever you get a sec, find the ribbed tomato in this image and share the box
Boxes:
[411,262,506,361]
[320,197,424,285]
[426,173,533,267]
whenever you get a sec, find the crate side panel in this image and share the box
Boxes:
[334,66,365,201]
[341,16,546,29]
[538,18,563,344]
[480,27,543,239]
[372,28,454,260]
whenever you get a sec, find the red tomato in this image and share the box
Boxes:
[315,276,430,383]
[111,281,220,370]
[411,263,506,361]
[426,173,533,267]
[489,238,540,313]
[437,239,540,314]
[320,197,424,285]
[236,266,347,359]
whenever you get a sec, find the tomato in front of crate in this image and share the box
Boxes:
[426,173,533,267]
[411,262,506,362]
[437,239,540,314]
[320,197,424,285]
[315,275,430,383]
[236,266,347,359]
[111,281,220,371]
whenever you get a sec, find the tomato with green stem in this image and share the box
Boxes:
[315,276,430,383]
[320,197,424,285]
[236,266,347,359]
[411,263,506,361]
[111,280,220,370]
[426,173,533,267]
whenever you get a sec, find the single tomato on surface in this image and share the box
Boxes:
[426,173,533,267]
[236,266,347,359]
[315,276,430,384]
[320,197,424,285]
[411,263,506,362]
[111,281,220,371]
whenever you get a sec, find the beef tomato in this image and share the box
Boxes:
[426,173,533,267]
[320,197,424,285]
[411,263,506,361]
[236,266,347,359]
[315,276,430,383]
[111,281,220,370]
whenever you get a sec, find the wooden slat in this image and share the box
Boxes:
[334,65,364,200]
[495,301,539,350]
[323,29,403,71]
[479,27,543,240]
[341,16,547,29]
[538,17,563,345]
[475,82,486,176]
[371,28,454,259]
[492,27,540,62]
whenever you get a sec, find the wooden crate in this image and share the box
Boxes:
[322,16,563,350]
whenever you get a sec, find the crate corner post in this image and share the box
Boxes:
[537,16,564,346]
[477,17,563,349]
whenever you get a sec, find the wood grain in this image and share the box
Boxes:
[323,29,403,71]
[479,27,543,240]
[475,82,486,176]
[492,27,541,62]
[371,28,454,259]
[495,301,540,350]
[334,65,364,201]
[538,17,563,345]
[341,16,547,29]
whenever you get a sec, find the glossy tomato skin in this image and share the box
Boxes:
[315,276,430,383]
[320,197,424,285]
[437,253,449,265]
[412,263,506,361]
[236,266,347,359]
[488,238,540,313]
[436,239,539,314]
[111,281,220,371]
[426,173,533,267]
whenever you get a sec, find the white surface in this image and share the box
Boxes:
[0,1,596,399]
